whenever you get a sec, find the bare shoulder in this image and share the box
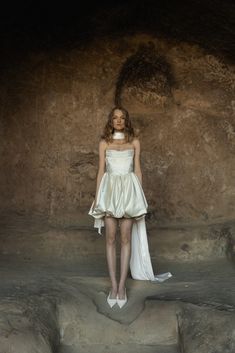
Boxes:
[132,137,140,149]
[99,138,108,150]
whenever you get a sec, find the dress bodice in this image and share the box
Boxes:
[105,149,134,175]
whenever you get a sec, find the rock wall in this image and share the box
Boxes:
[0,35,234,227]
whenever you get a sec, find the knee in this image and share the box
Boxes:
[106,234,116,246]
[120,234,131,246]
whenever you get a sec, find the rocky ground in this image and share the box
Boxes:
[1,1,235,351]
[0,214,235,353]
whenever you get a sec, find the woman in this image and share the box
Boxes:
[89,106,172,309]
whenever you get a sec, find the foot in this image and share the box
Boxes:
[117,287,127,308]
[107,287,117,308]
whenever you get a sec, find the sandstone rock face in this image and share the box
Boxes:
[0,296,60,353]
[0,215,234,263]
[0,2,234,352]
[0,35,234,228]
[177,304,235,353]
[0,261,235,353]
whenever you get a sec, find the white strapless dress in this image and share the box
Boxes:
[88,149,172,283]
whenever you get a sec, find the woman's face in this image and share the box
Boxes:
[112,109,125,131]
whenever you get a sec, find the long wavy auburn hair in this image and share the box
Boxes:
[101,106,136,143]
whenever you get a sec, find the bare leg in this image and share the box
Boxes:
[105,215,118,299]
[118,218,133,299]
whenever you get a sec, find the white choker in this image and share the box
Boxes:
[113,131,125,139]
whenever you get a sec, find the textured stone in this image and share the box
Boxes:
[1,214,234,263]
[0,297,60,353]
[177,304,235,353]
[0,1,234,352]
[0,256,235,353]
[0,35,234,228]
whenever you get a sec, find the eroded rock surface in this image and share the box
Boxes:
[0,215,234,353]
[0,1,235,352]
[178,304,235,353]
[0,256,235,353]
[0,33,234,228]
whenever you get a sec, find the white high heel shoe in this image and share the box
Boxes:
[117,288,127,308]
[107,291,117,308]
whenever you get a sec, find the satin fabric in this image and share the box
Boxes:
[88,149,172,282]
[130,217,172,282]
[89,149,148,229]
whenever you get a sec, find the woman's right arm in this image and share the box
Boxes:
[93,139,106,209]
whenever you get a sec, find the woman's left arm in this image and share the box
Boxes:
[133,138,143,185]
